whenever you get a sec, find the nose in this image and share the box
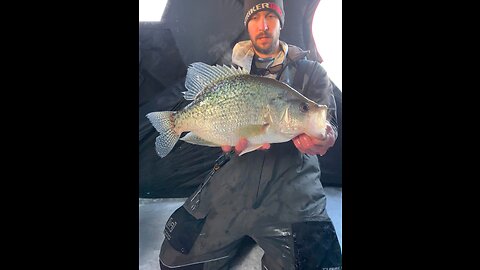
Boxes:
[257,17,268,31]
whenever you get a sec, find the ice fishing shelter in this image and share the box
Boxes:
[139,0,342,198]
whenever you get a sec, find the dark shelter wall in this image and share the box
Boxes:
[139,0,342,198]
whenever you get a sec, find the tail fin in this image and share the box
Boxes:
[146,112,180,158]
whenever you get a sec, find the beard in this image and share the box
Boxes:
[252,40,276,55]
[252,31,280,56]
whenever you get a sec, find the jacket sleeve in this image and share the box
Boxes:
[300,61,339,137]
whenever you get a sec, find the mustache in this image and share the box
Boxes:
[256,33,272,40]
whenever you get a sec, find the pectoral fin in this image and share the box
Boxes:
[180,132,219,147]
[236,123,270,138]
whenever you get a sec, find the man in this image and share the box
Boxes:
[159,1,342,269]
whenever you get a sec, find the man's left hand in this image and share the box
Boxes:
[292,124,336,156]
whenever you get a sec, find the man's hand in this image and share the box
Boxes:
[221,138,270,155]
[292,124,336,156]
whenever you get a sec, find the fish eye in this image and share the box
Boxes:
[299,102,309,113]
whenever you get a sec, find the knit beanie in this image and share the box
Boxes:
[244,0,285,27]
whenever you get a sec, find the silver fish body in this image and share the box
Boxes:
[147,62,327,158]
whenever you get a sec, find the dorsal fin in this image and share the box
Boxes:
[183,62,249,101]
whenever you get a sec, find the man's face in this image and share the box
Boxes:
[247,10,281,56]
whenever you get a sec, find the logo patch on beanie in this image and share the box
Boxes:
[244,2,283,25]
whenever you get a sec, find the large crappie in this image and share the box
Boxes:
[146,62,328,158]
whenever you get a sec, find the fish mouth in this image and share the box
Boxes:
[307,107,328,138]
